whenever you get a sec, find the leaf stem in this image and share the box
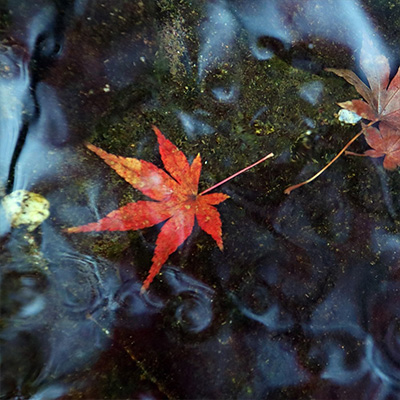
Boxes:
[284,121,375,195]
[199,152,274,195]
[344,150,367,157]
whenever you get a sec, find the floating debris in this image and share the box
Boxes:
[337,109,362,125]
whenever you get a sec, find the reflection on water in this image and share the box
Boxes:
[0,42,30,190]
[1,0,400,398]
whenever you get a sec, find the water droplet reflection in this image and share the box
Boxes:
[211,85,239,103]
[250,35,285,60]
[299,81,324,105]
[177,111,215,140]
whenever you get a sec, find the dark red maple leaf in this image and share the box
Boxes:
[363,123,400,170]
[284,40,400,194]
[326,38,400,127]
[66,126,230,291]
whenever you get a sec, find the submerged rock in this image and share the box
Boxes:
[2,190,50,231]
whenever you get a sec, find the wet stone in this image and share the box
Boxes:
[2,190,50,232]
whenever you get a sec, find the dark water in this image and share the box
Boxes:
[1,0,400,399]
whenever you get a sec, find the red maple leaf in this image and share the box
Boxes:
[326,39,400,127]
[363,123,400,170]
[285,39,400,195]
[66,126,230,291]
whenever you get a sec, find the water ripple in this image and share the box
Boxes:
[161,267,215,337]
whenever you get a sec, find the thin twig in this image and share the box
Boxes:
[284,121,375,195]
[345,151,367,157]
